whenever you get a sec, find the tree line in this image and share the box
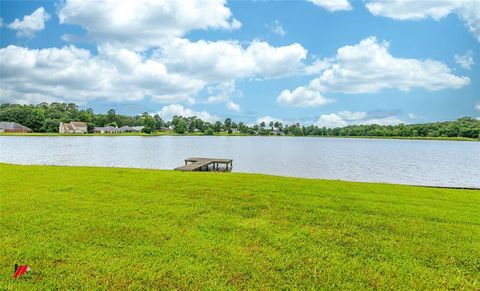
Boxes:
[1,102,479,139]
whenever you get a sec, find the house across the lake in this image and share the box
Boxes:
[59,121,88,134]
[118,126,144,133]
[94,126,119,134]
[93,125,143,134]
[0,121,33,133]
[272,129,283,135]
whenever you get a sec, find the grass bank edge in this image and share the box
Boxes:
[1,162,478,190]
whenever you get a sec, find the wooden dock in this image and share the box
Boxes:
[174,157,233,172]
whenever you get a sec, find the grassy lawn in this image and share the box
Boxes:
[1,163,479,289]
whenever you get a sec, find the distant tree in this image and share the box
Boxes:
[214,121,223,133]
[41,118,60,133]
[1,102,479,138]
[142,115,157,134]
[204,127,214,135]
[224,118,232,131]
[188,118,196,133]
[291,126,303,136]
[154,114,164,130]
[107,109,116,124]
[78,109,94,123]
[66,103,79,112]
[174,119,187,134]
[171,116,183,128]
[23,108,44,132]
[87,123,95,133]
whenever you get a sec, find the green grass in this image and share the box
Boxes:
[1,163,479,289]
[0,132,478,141]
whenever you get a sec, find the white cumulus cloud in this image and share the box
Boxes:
[58,0,241,50]
[256,116,286,125]
[365,0,480,42]
[0,45,203,104]
[1,0,312,105]
[277,36,469,107]
[277,86,333,108]
[455,51,475,70]
[226,101,240,112]
[356,116,404,126]
[7,7,50,38]
[308,0,352,11]
[302,58,332,75]
[316,111,404,128]
[157,38,307,81]
[267,20,286,36]
[0,37,308,105]
[206,81,241,111]
[155,104,219,122]
[206,81,236,103]
[337,110,367,120]
[316,113,348,128]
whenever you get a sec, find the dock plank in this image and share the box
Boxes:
[175,157,233,172]
[185,157,232,163]
[174,161,211,171]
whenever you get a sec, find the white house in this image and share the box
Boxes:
[59,121,87,134]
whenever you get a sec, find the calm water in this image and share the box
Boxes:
[0,136,479,187]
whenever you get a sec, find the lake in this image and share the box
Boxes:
[0,136,478,187]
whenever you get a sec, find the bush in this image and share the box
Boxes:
[87,123,95,133]
[204,127,214,135]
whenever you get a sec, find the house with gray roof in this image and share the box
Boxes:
[94,125,144,133]
[118,126,144,133]
[94,126,120,133]
[0,122,32,133]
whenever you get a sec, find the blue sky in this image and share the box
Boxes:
[1,0,479,126]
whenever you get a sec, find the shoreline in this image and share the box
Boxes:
[0,132,478,142]
[1,162,479,190]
